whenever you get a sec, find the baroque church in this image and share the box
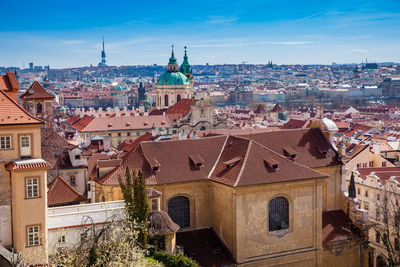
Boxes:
[156,46,193,109]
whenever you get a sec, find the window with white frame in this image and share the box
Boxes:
[0,136,11,149]
[26,178,39,198]
[27,225,40,246]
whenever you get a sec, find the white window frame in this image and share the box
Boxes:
[58,235,66,244]
[26,178,39,198]
[27,226,40,246]
[0,136,12,150]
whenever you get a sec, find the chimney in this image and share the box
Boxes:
[372,141,381,155]
[115,107,120,117]
[338,143,346,157]
[103,135,111,151]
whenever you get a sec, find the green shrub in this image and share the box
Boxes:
[149,250,198,267]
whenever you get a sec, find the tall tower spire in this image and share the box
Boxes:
[99,37,107,67]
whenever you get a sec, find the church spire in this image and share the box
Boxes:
[168,45,178,72]
[348,172,356,199]
[180,46,192,75]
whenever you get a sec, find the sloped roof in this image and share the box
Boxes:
[240,128,340,168]
[209,136,325,187]
[0,90,43,126]
[166,98,197,117]
[148,210,179,236]
[176,227,236,267]
[254,104,267,114]
[281,119,309,129]
[47,176,86,207]
[271,103,283,112]
[20,81,54,100]
[41,128,70,167]
[117,133,154,152]
[357,167,400,185]
[65,114,170,132]
[322,210,363,243]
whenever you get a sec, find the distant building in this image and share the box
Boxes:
[98,37,107,67]
[156,46,193,109]
[381,76,400,96]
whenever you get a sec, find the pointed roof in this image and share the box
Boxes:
[47,176,87,207]
[271,103,283,112]
[348,172,356,199]
[180,46,192,74]
[168,45,177,65]
[0,89,43,126]
[254,104,267,114]
[20,81,54,100]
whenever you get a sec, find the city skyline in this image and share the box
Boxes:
[0,0,399,68]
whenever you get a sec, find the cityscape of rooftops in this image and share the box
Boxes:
[1,0,400,266]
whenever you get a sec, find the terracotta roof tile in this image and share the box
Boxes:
[7,158,51,170]
[166,98,197,117]
[47,176,86,207]
[0,90,43,126]
[20,81,54,100]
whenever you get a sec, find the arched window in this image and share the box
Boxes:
[168,196,190,228]
[269,196,289,231]
[164,95,169,106]
[177,95,181,102]
[37,103,43,114]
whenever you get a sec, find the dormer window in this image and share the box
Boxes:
[283,147,296,160]
[189,153,204,169]
[223,157,242,168]
[152,166,159,172]
[317,148,328,158]
[264,158,279,171]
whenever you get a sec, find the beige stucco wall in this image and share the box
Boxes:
[0,124,42,160]
[314,165,342,211]
[11,168,48,264]
[234,179,324,265]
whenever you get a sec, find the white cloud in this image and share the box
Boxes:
[350,49,368,53]
[207,16,238,24]
[60,39,87,45]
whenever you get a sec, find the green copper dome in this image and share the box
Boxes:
[157,71,190,85]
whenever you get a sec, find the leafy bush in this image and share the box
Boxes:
[149,250,198,267]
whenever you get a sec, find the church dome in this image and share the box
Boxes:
[157,71,190,85]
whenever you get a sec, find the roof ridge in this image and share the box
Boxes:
[207,135,229,179]
[0,90,43,124]
[234,139,253,187]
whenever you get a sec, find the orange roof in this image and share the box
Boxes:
[47,176,86,207]
[20,81,54,100]
[7,158,51,170]
[166,98,196,117]
[0,72,19,101]
[0,90,43,126]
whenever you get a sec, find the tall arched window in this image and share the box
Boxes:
[177,95,181,102]
[37,103,43,114]
[168,196,190,228]
[269,196,289,231]
[164,95,169,107]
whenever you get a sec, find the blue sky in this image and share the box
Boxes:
[0,0,399,68]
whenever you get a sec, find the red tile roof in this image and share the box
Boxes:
[7,158,51,170]
[20,81,54,100]
[0,90,43,126]
[357,167,400,185]
[47,176,87,207]
[0,72,19,102]
[65,114,170,132]
[176,227,236,267]
[281,119,309,129]
[322,210,363,243]
[239,128,340,168]
[271,103,283,112]
[117,133,153,152]
[166,98,197,117]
